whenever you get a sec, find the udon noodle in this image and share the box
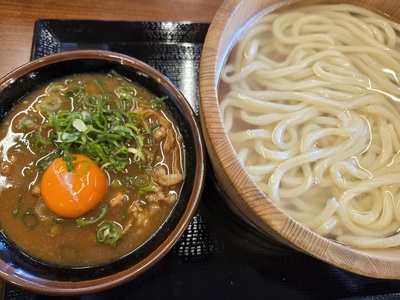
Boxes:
[220,4,400,249]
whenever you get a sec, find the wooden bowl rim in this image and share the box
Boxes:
[199,0,400,279]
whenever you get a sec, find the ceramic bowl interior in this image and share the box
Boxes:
[199,0,400,279]
[0,50,205,295]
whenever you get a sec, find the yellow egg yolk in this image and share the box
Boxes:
[41,154,107,218]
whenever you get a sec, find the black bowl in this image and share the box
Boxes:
[0,50,206,295]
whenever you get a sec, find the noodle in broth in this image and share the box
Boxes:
[220,4,400,249]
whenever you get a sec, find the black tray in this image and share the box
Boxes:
[4,19,400,300]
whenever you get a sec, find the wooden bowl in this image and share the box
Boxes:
[0,50,206,295]
[199,0,400,279]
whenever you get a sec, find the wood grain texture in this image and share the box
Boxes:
[199,0,400,279]
[0,0,224,293]
[0,0,224,78]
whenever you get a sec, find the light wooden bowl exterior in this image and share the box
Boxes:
[199,0,400,279]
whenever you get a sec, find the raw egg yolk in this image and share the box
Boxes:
[41,154,107,218]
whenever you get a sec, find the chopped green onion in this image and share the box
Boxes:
[76,204,109,227]
[127,147,145,162]
[64,85,85,98]
[110,70,126,80]
[94,77,105,92]
[111,179,123,187]
[96,221,123,246]
[36,70,164,173]
[13,195,23,216]
[151,95,168,109]
[72,118,87,132]
[22,211,38,227]
[36,95,62,112]
[121,174,157,194]
[20,116,37,130]
[46,83,65,94]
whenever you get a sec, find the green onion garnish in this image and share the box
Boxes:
[76,204,109,227]
[35,71,167,173]
[96,221,123,246]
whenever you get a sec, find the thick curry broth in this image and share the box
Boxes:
[0,72,184,267]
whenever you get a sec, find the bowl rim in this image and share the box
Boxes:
[0,49,206,295]
[199,0,400,280]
